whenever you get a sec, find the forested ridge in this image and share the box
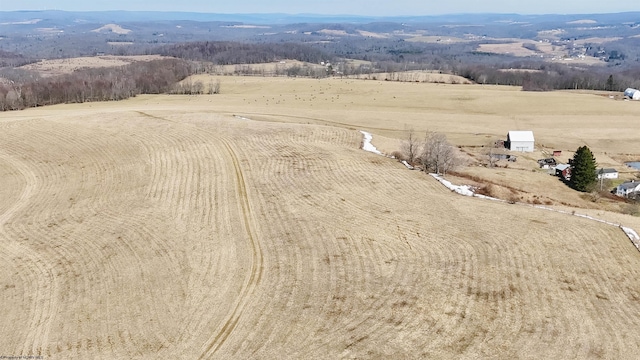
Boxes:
[155,42,330,65]
[0,58,192,110]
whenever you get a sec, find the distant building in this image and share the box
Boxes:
[506,131,535,152]
[624,88,640,100]
[615,181,640,197]
[597,168,619,180]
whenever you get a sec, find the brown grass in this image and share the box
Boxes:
[344,70,472,84]
[1,77,640,358]
[477,42,539,57]
[19,55,168,77]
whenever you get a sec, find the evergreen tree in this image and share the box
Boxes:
[606,75,615,91]
[569,146,597,192]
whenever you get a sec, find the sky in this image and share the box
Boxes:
[3,0,638,16]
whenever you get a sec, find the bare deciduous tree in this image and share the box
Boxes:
[208,79,221,94]
[420,131,462,175]
[486,138,499,168]
[401,128,420,164]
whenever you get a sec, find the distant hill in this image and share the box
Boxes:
[1,9,639,93]
[1,10,640,26]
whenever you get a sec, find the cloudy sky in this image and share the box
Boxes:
[4,0,638,16]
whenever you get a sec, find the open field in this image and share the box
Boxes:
[212,60,326,76]
[91,24,133,34]
[343,71,472,84]
[477,42,540,57]
[2,78,640,358]
[476,41,606,65]
[18,55,168,77]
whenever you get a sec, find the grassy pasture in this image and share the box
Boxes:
[1,77,640,358]
[186,76,640,154]
[18,55,168,77]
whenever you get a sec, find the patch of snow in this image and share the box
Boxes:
[234,115,251,121]
[401,160,414,170]
[430,173,475,196]
[429,173,502,201]
[359,131,382,155]
[622,226,640,241]
[622,226,640,250]
[573,213,618,226]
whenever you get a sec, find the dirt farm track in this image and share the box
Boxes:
[2,77,640,359]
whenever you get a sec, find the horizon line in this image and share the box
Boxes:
[2,9,640,17]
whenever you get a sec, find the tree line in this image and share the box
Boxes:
[154,41,331,65]
[0,58,193,111]
[454,62,638,91]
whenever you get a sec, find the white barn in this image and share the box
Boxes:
[624,88,640,100]
[507,131,535,152]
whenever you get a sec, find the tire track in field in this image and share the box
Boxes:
[131,111,263,357]
[223,123,640,358]
[218,124,437,357]
[198,135,264,358]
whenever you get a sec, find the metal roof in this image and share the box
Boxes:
[555,164,570,171]
[508,131,535,142]
[618,182,640,190]
[598,168,618,174]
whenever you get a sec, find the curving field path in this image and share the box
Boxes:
[1,99,640,359]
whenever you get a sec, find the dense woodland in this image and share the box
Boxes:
[155,42,329,65]
[0,58,192,110]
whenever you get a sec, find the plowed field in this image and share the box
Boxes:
[1,79,640,359]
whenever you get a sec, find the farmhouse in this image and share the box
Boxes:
[624,88,640,100]
[615,181,640,198]
[597,168,618,180]
[506,131,535,152]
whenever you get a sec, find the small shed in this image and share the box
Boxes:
[507,131,535,152]
[555,164,571,180]
[597,168,619,180]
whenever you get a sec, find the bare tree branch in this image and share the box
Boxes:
[401,128,420,165]
[420,132,462,175]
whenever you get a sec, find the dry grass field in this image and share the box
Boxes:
[18,55,168,77]
[343,71,472,84]
[2,76,640,359]
[476,41,606,65]
[211,60,326,76]
[477,42,540,57]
